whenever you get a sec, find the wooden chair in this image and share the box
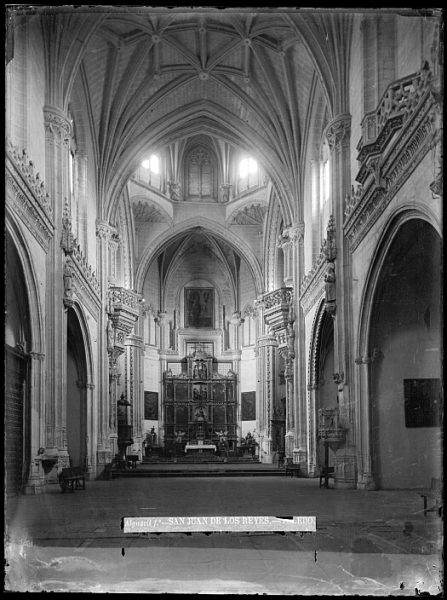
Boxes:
[59,467,86,492]
[319,466,335,488]
[285,458,300,478]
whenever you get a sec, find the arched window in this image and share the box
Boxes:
[185,145,217,201]
[139,153,162,189]
[311,138,331,262]
[237,156,261,194]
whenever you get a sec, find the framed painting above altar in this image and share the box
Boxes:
[185,288,214,328]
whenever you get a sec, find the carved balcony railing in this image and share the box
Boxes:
[344,63,441,251]
[317,408,346,448]
[108,286,141,347]
[356,63,435,176]
[261,286,293,335]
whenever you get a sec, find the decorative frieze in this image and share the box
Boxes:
[6,140,53,217]
[61,201,101,312]
[6,141,55,251]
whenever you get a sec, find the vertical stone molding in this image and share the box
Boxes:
[256,334,277,463]
[125,334,145,458]
[43,105,71,458]
[354,355,376,489]
[325,113,351,153]
[325,112,353,459]
[96,220,120,455]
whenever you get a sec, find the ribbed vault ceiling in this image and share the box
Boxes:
[52,7,350,221]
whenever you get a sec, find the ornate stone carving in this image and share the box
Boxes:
[344,184,363,219]
[277,223,305,248]
[220,182,232,202]
[231,203,267,225]
[6,140,53,217]
[324,262,336,316]
[167,180,181,201]
[326,114,351,152]
[63,259,75,309]
[96,220,117,241]
[321,215,336,262]
[43,106,71,146]
[345,64,441,250]
[6,141,55,251]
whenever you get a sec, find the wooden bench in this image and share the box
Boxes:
[319,466,335,488]
[285,459,300,478]
[421,478,442,517]
[59,467,86,492]
[126,455,139,469]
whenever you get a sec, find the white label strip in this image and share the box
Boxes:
[123,515,316,533]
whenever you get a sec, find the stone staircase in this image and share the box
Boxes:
[109,455,285,479]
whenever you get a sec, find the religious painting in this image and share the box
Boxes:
[144,391,158,420]
[175,382,188,402]
[185,288,214,328]
[241,391,256,420]
[404,378,441,427]
[213,382,225,404]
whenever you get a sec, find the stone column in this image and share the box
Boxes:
[86,382,96,478]
[326,113,356,488]
[43,105,71,469]
[96,221,117,466]
[280,348,295,460]
[355,355,376,489]
[25,351,46,493]
[256,334,277,463]
[76,152,88,256]
[306,383,319,477]
[125,334,145,459]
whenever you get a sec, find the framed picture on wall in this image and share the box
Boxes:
[241,391,256,420]
[185,288,214,328]
[144,391,159,420]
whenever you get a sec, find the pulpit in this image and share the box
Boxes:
[317,407,345,488]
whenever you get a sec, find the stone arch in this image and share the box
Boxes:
[306,298,334,477]
[65,303,95,471]
[356,207,442,489]
[263,188,285,292]
[5,217,45,356]
[106,105,295,225]
[135,217,263,297]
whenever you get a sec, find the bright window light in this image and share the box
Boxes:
[141,154,160,174]
[239,157,258,178]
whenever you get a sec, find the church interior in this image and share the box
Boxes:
[5,6,443,499]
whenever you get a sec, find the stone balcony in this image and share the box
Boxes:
[344,63,441,251]
[261,286,293,336]
[108,286,141,350]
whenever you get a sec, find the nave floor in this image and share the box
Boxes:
[5,476,443,595]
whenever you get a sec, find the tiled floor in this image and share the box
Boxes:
[5,476,443,595]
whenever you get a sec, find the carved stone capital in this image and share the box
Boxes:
[43,106,71,146]
[326,114,351,152]
[277,223,305,249]
[30,351,45,361]
[96,220,117,241]
[333,372,344,385]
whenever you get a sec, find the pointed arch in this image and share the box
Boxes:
[135,216,263,297]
